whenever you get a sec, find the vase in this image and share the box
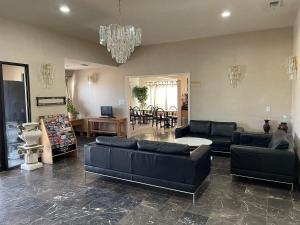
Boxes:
[263,120,271,133]
[278,122,288,133]
[18,122,43,171]
[19,122,42,146]
[68,112,77,120]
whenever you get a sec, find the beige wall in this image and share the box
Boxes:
[0,17,114,122]
[120,28,293,131]
[72,67,126,118]
[292,8,300,148]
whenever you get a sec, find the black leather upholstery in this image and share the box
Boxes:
[175,120,243,153]
[211,122,237,137]
[85,137,211,193]
[230,131,297,184]
[96,136,137,149]
[189,120,211,135]
[137,140,190,155]
[239,132,272,147]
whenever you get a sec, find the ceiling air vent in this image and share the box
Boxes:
[268,0,283,9]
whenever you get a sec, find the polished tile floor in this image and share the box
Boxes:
[0,129,300,225]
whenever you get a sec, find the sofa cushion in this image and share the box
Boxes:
[137,140,190,156]
[240,133,271,147]
[211,122,237,137]
[96,136,137,149]
[189,120,211,135]
[268,131,290,150]
[211,136,232,147]
[186,133,209,139]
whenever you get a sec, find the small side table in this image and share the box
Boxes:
[70,119,84,136]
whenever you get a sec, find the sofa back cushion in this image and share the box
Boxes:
[240,133,272,147]
[189,120,211,135]
[211,122,237,137]
[137,140,190,156]
[268,131,290,150]
[96,136,137,149]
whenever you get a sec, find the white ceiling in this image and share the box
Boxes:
[0,0,299,45]
[64,58,106,70]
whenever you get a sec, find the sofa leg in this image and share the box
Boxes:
[291,183,294,192]
[84,171,87,185]
[192,193,195,204]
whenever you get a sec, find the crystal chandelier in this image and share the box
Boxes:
[99,0,142,64]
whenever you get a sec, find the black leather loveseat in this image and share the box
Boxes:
[230,131,297,190]
[175,120,243,153]
[84,136,211,202]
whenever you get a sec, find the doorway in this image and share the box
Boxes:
[0,62,31,170]
[127,73,190,138]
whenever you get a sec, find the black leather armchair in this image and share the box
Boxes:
[175,120,244,153]
[230,131,297,190]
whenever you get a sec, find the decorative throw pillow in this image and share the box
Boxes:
[268,131,290,150]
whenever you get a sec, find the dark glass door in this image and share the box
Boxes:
[0,62,31,170]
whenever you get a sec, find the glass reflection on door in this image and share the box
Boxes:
[2,64,29,168]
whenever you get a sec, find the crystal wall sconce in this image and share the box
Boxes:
[41,64,55,88]
[287,56,297,80]
[88,73,98,85]
[228,65,242,88]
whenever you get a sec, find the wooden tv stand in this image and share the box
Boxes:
[87,117,126,137]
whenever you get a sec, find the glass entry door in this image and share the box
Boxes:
[0,62,30,169]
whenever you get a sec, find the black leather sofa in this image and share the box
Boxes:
[230,131,297,190]
[84,136,211,202]
[175,120,244,153]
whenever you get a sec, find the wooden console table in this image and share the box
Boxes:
[69,119,84,136]
[87,117,126,137]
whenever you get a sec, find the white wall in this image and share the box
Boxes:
[292,8,300,148]
[0,17,114,121]
[120,28,293,131]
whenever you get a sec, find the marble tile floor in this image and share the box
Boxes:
[0,133,300,225]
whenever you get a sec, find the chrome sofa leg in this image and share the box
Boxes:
[291,183,294,192]
[192,193,195,204]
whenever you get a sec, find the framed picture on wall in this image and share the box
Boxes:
[36,97,66,106]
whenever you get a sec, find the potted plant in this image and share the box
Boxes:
[132,86,148,108]
[66,98,78,120]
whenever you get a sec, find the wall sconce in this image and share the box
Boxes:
[287,56,297,80]
[228,65,241,88]
[41,64,55,88]
[88,73,98,85]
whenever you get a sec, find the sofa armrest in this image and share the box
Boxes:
[232,127,244,144]
[187,145,211,185]
[230,145,296,177]
[175,125,190,138]
[190,145,211,162]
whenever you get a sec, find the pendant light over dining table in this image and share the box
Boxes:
[99,0,142,64]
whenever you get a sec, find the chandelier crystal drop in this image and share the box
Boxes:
[99,0,142,64]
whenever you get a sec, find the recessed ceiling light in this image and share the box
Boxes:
[59,5,70,14]
[221,10,231,18]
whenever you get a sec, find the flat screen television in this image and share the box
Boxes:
[100,106,113,117]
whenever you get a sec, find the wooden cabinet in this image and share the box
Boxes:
[87,117,126,137]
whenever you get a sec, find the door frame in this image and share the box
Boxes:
[125,72,191,137]
[0,61,31,170]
